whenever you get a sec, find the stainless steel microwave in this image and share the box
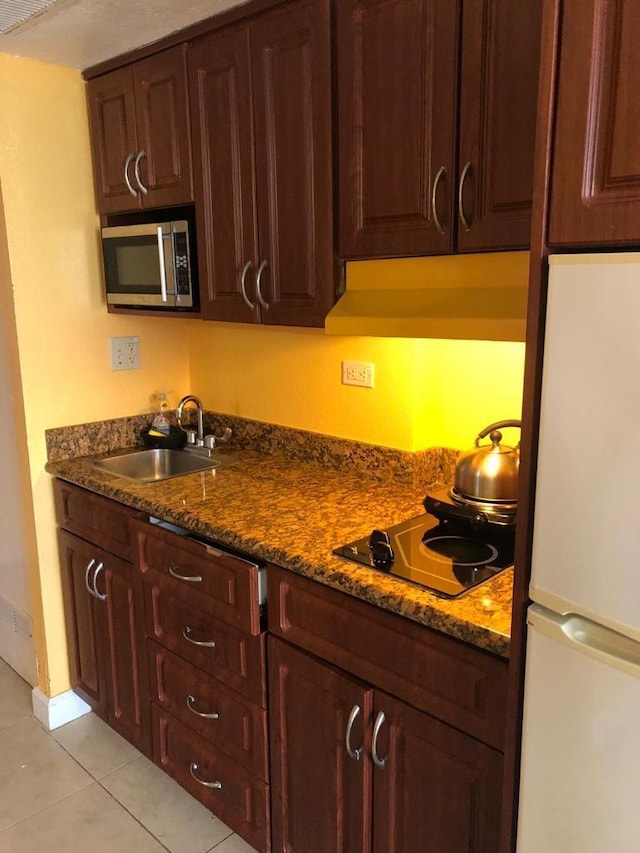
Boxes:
[101,220,195,309]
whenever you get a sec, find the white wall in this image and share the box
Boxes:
[0,184,36,684]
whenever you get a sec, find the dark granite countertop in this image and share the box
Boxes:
[46,446,512,658]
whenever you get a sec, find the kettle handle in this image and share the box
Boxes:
[475,419,522,446]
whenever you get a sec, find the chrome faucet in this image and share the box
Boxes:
[176,395,232,455]
[176,395,205,446]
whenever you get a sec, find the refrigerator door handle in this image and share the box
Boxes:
[528,604,640,678]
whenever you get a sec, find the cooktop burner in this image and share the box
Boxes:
[333,495,514,598]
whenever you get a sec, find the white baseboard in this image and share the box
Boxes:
[32,687,92,731]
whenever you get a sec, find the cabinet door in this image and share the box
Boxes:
[189,24,260,323]
[58,531,108,716]
[457,0,541,251]
[338,0,459,258]
[549,0,640,246]
[371,691,503,853]
[87,66,140,214]
[132,45,193,209]
[100,558,150,754]
[251,0,336,326]
[269,637,372,853]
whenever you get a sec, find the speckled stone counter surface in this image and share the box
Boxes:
[45,416,512,658]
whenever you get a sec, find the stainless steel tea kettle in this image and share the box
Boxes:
[454,419,522,504]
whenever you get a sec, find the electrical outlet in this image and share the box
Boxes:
[110,336,140,371]
[342,360,375,388]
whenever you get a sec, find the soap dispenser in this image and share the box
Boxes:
[151,392,171,435]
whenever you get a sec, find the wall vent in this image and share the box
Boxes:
[0,593,33,640]
[0,0,60,35]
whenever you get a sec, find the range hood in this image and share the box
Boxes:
[325,252,529,341]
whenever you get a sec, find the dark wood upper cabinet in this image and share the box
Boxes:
[338,0,541,258]
[457,0,541,251]
[548,0,640,246]
[189,0,335,327]
[338,0,459,258]
[189,24,258,324]
[87,44,193,214]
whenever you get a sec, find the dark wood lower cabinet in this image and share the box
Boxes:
[57,482,506,853]
[58,528,150,754]
[269,636,503,853]
[59,530,108,718]
[269,637,373,853]
[147,640,269,781]
[371,692,503,853]
[268,563,508,853]
[152,704,270,851]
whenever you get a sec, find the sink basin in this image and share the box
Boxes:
[92,448,221,483]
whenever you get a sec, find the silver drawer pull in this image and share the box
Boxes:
[93,562,107,602]
[84,558,96,597]
[169,564,202,583]
[345,704,363,762]
[189,762,222,789]
[183,626,216,648]
[372,710,387,769]
[187,694,219,719]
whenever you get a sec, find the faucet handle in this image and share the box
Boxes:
[203,428,232,450]
[185,430,198,446]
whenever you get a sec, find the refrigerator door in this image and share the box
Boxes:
[517,604,640,853]
[531,253,640,641]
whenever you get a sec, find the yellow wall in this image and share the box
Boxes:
[189,324,525,451]
[0,55,193,696]
[1,54,526,701]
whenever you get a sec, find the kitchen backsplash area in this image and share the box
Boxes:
[45,412,461,490]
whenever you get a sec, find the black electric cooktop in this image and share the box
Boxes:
[333,506,514,599]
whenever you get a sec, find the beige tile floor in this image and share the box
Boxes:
[0,658,258,853]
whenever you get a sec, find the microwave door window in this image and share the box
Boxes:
[104,237,162,295]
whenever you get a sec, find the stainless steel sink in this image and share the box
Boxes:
[91,448,221,483]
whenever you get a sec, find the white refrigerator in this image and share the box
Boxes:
[517,253,640,853]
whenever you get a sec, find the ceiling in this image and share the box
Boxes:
[0,0,248,70]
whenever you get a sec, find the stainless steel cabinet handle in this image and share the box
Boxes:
[92,562,107,602]
[189,762,222,789]
[183,626,216,648]
[240,260,255,310]
[186,694,219,719]
[84,558,96,597]
[371,710,387,769]
[431,166,446,235]
[458,160,472,231]
[124,153,137,197]
[345,704,363,762]
[134,150,148,195]
[169,564,202,583]
[255,260,270,310]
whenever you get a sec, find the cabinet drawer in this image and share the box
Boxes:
[134,520,263,635]
[268,566,508,750]
[147,640,268,781]
[54,480,142,561]
[144,583,266,707]
[152,705,270,853]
